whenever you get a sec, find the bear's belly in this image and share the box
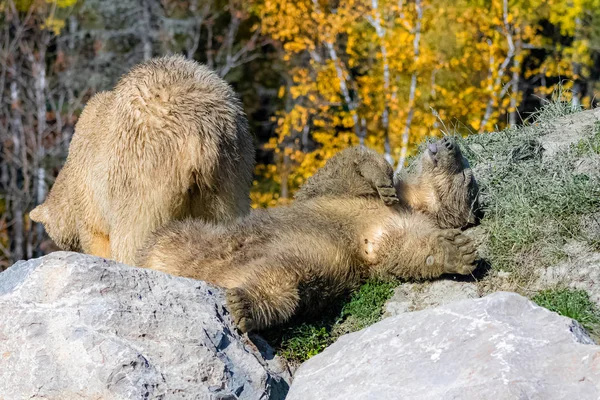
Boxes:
[360,224,385,264]
[359,209,407,264]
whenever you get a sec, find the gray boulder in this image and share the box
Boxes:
[0,252,290,399]
[287,292,600,400]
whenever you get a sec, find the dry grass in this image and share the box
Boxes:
[456,89,600,297]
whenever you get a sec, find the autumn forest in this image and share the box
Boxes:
[0,0,599,266]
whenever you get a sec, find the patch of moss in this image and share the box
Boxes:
[277,324,331,361]
[338,280,397,331]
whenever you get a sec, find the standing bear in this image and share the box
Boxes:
[138,137,480,332]
[30,55,255,265]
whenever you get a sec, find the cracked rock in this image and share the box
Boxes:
[0,252,290,399]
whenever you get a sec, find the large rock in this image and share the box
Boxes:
[287,292,600,400]
[0,252,290,399]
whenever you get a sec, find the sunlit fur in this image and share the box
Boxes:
[294,146,399,206]
[30,55,254,264]
[138,138,479,332]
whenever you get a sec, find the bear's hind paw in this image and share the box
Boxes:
[226,287,257,333]
[436,230,478,275]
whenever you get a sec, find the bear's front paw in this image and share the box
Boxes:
[433,229,478,275]
[356,162,399,206]
[226,287,256,333]
[376,184,400,206]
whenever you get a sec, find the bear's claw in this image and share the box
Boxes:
[226,287,256,333]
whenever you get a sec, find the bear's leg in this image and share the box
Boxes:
[109,214,158,265]
[372,213,477,280]
[225,260,301,333]
[89,232,111,259]
[78,223,111,259]
[188,183,251,225]
[111,229,148,265]
[225,237,359,332]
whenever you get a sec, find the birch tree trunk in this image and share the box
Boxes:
[311,0,361,141]
[509,36,522,127]
[140,0,153,60]
[325,41,361,140]
[396,0,422,173]
[9,73,24,262]
[32,47,48,257]
[479,0,514,132]
[571,17,583,110]
[367,0,392,163]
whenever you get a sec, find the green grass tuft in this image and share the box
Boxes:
[278,325,331,361]
[573,121,600,156]
[527,83,583,122]
[263,279,396,365]
[480,154,599,271]
[340,280,397,330]
[533,288,600,332]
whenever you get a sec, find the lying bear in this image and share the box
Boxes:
[138,137,480,332]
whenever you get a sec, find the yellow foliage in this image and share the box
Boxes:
[50,0,78,7]
[42,16,65,35]
[13,0,78,34]
[250,0,599,208]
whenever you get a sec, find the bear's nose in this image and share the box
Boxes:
[428,143,438,154]
[442,137,454,150]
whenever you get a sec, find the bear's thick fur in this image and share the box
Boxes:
[294,145,400,206]
[138,137,479,332]
[30,56,255,264]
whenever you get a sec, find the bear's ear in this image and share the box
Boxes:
[29,204,49,224]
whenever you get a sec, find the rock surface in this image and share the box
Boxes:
[539,107,600,159]
[384,280,479,317]
[287,292,600,400]
[537,241,600,307]
[0,252,290,399]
